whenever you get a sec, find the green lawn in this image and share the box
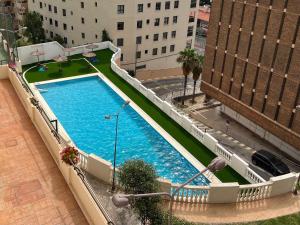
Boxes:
[23,49,248,184]
[24,58,97,83]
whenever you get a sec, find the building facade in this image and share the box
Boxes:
[28,0,201,75]
[201,0,300,151]
[0,0,28,27]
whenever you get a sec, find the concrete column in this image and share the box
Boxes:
[207,182,240,203]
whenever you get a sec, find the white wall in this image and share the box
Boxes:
[0,65,8,79]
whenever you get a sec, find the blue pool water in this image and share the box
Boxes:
[37,76,210,185]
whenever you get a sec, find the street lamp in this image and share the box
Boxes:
[112,157,226,225]
[104,100,130,193]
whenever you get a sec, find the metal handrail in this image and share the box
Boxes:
[70,160,115,225]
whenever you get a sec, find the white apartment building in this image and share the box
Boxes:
[28,0,200,75]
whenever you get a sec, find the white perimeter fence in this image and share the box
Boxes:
[15,41,299,204]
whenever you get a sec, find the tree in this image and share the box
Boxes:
[23,12,45,44]
[101,29,112,42]
[191,55,204,103]
[177,48,196,105]
[118,160,163,225]
[53,34,64,45]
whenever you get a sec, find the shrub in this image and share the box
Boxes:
[118,159,163,225]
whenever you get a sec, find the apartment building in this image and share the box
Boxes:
[201,0,300,155]
[0,0,28,27]
[28,0,200,75]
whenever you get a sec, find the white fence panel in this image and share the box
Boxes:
[191,125,204,141]
[215,144,233,162]
[202,133,218,153]
[18,41,64,65]
[181,116,193,133]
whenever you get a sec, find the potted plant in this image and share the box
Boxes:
[60,146,80,165]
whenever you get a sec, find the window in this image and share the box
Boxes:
[62,9,66,16]
[63,23,67,30]
[136,64,146,69]
[95,18,98,23]
[71,26,74,30]
[155,2,161,10]
[189,16,195,23]
[190,0,196,8]
[138,4,143,12]
[50,31,53,38]
[117,38,124,47]
[64,37,68,44]
[137,20,143,29]
[117,5,124,14]
[154,18,160,26]
[117,22,124,30]
[95,2,97,7]
[152,48,158,55]
[146,35,149,39]
[95,34,98,39]
[165,1,170,9]
[164,17,169,25]
[120,54,123,61]
[145,50,148,54]
[54,20,58,27]
[48,4,52,11]
[136,36,142,44]
[54,6,57,13]
[70,11,73,15]
[72,40,74,44]
[49,18,53,25]
[39,2,42,8]
[81,33,85,39]
[163,32,168,39]
[174,1,179,8]
[147,3,151,8]
[170,44,175,52]
[187,26,193,36]
[153,34,159,41]
[81,17,85,24]
[146,19,150,24]
[136,51,141,59]
[41,16,43,21]
[81,2,84,8]
[173,16,178,24]
[161,46,166,54]
[171,30,176,38]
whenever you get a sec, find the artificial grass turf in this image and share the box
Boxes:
[79,49,248,184]
[23,49,248,184]
[24,58,97,83]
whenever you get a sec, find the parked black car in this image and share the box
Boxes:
[251,150,290,176]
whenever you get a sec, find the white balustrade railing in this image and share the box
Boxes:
[171,184,210,203]
[14,41,299,205]
[238,182,272,202]
[108,42,266,184]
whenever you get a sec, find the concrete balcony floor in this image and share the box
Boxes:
[0,79,88,225]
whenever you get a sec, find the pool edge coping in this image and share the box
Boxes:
[26,59,221,184]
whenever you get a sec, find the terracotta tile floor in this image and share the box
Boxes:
[0,79,88,225]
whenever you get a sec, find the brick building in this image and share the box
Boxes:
[201,0,300,152]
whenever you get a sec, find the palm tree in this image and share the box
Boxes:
[177,48,196,105]
[191,55,204,103]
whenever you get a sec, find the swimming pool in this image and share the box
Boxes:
[37,76,210,185]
